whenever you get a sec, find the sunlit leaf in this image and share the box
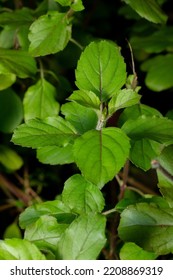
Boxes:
[12,117,77,148]
[68,90,100,110]
[75,40,126,102]
[61,102,98,134]
[0,239,46,260]
[62,174,105,214]
[29,11,71,56]
[24,79,60,120]
[37,144,74,165]
[57,213,106,259]
[120,242,157,260]
[73,127,130,188]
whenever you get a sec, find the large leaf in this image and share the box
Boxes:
[19,200,75,229]
[24,79,59,120]
[108,88,141,116]
[122,115,173,145]
[24,215,68,254]
[12,117,77,148]
[141,54,173,91]
[0,48,37,78]
[61,102,98,134]
[37,144,74,165]
[0,239,45,260]
[118,202,173,255]
[0,89,23,133]
[75,40,126,102]
[120,242,157,260]
[62,174,105,214]
[29,11,71,57]
[68,90,100,110]
[57,213,106,259]
[0,145,23,171]
[73,127,130,188]
[123,0,167,24]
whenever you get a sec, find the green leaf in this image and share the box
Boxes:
[12,117,77,148]
[62,174,105,214]
[122,115,173,145]
[3,223,22,239]
[0,48,37,78]
[61,102,98,134]
[141,54,173,91]
[54,0,72,6]
[37,144,74,165]
[118,104,162,127]
[120,242,157,260]
[68,90,100,110]
[0,239,46,260]
[108,89,141,115]
[153,145,173,207]
[0,72,16,90]
[19,200,75,229]
[0,145,23,171]
[57,213,106,259]
[123,0,167,24]
[0,89,23,133]
[130,139,162,171]
[25,215,68,254]
[73,127,130,188]
[29,11,71,57]
[0,8,34,28]
[24,79,60,121]
[0,27,16,49]
[131,27,173,54]
[71,0,84,11]
[75,40,126,102]
[118,203,173,255]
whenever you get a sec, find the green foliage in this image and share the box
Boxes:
[0,0,173,260]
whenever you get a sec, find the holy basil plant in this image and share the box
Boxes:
[0,0,173,260]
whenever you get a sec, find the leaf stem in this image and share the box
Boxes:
[70,38,84,50]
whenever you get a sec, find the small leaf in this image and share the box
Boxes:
[118,202,173,255]
[0,48,37,78]
[73,127,130,188]
[19,200,75,229]
[141,54,173,91]
[0,145,23,171]
[108,89,141,115]
[3,223,22,239]
[130,139,162,171]
[25,215,68,254]
[24,79,60,120]
[122,115,173,145]
[62,174,105,214]
[68,90,100,110]
[37,144,74,165]
[55,0,84,11]
[12,117,77,148]
[0,89,23,133]
[57,213,106,259]
[118,104,162,127]
[0,239,46,260]
[120,242,157,260]
[29,11,71,57]
[123,0,167,24]
[61,102,98,134]
[75,40,126,102]
[0,73,16,91]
